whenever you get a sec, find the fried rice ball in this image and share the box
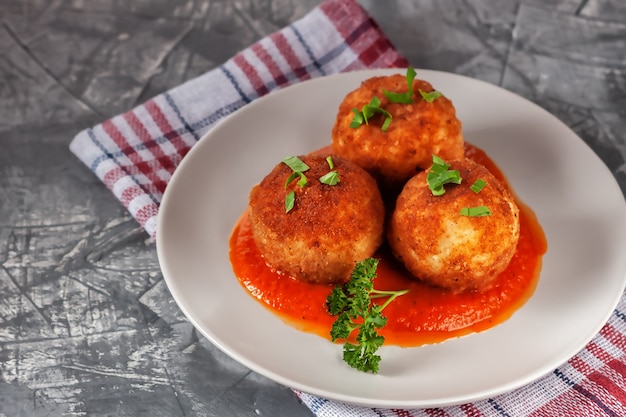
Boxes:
[248,154,385,285]
[331,73,464,187]
[388,158,520,292]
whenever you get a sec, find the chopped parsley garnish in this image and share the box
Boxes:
[326,258,409,374]
[282,156,310,172]
[430,155,449,171]
[380,115,392,131]
[419,89,442,103]
[349,67,443,132]
[350,96,392,131]
[285,171,308,188]
[383,66,416,104]
[427,157,492,215]
[460,206,492,217]
[427,155,462,196]
[319,171,340,185]
[382,66,442,104]
[282,156,310,213]
[470,178,487,194]
[320,155,340,185]
[283,156,310,189]
[285,191,296,212]
[282,155,340,212]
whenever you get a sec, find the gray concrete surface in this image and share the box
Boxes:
[1,0,624,416]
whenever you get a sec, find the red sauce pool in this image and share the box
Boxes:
[229,144,547,347]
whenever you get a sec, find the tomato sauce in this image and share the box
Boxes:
[229,144,547,347]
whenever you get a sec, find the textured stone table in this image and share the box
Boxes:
[0,1,624,416]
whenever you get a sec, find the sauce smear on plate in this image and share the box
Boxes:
[229,144,546,347]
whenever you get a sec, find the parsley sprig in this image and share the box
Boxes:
[326,258,409,373]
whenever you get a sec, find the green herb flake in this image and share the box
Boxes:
[285,191,296,213]
[426,155,461,196]
[284,171,299,189]
[326,156,335,169]
[419,89,442,103]
[350,96,392,131]
[430,155,450,172]
[284,170,308,189]
[349,109,365,128]
[319,171,340,185]
[470,178,487,194]
[297,172,308,187]
[326,258,409,374]
[460,206,492,217]
[282,156,310,213]
[383,66,417,104]
[362,96,383,122]
[282,156,310,172]
[381,117,392,132]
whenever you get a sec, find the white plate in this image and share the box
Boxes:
[156,69,626,408]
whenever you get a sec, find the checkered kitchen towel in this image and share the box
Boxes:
[70,0,626,415]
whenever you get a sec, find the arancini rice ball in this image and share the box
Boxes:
[388,157,520,292]
[331,71,464,187]
[248,153,385,285]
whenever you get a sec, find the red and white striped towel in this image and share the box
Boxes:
[70,0,626,415]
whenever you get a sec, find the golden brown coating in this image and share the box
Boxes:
[388,158,520,292]
[248,154,385,284]
[331,73,464,187]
